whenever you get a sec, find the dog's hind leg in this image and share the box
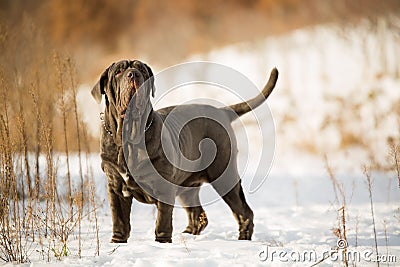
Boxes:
[178,186,208,235]
[212,178,254,240]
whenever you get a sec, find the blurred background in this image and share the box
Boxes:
[0,0,399,170]
[1,0,399,78]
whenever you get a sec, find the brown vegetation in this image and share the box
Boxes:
[0,54,100,262]
[0,16,98,152]
[0,16,100,263]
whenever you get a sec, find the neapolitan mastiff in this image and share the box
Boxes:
[91,60,278,243]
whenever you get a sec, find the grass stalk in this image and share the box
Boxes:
[387,138,400,189]
[66,58,84,258]
[54,54,74,223]
[81,122,100,256]
[383,220,389,267]
[363,165,380,267]
[325,156,349,266]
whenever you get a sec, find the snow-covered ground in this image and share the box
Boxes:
[25,183,398,267]
[11,18,400,266]
[15,166,400,266]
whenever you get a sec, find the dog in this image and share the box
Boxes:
[91,60,278,243]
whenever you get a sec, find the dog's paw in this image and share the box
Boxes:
[182,228,193,234]
[155,232,172,243]
[110,238,128,243]
[238,231,252,240]
[183,211,208,235]
[155,237,172,243]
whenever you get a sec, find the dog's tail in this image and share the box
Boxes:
[221,68,278,121]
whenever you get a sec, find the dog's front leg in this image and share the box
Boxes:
[108,185,133,243]
[155,201,174,243]
[104,167,133,243]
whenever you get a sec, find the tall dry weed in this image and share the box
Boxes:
[0,20,100,263]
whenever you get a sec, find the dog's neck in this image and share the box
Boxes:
[101,106,155,152]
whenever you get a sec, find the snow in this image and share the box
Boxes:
[12,169,399,266]
[9,19,400,266]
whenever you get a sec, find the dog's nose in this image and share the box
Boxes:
[127,70,140,79]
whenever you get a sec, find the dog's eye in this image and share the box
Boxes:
[115,69,123,77]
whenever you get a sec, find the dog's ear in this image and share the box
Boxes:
[91,65,111,104]
[144,63,155,97]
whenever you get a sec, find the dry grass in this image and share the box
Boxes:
[387,137,400,188]
[324,147,399,267]
[322,95,400,265]
[0,23,100,263]
[0,17,98,152]
[325,156,349,266]
[363,165,380,267]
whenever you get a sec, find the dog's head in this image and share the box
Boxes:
[92,60,155,145]
[92,60,154,117]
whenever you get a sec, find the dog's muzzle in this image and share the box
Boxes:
[118,69,144,118]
